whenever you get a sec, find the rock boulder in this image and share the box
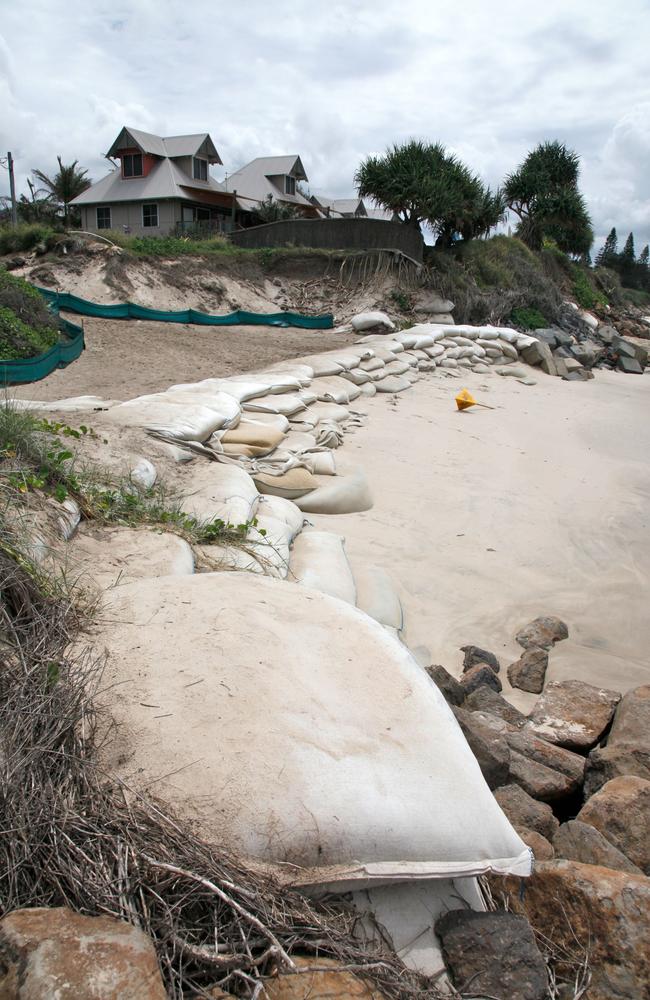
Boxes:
[425,663,465,706]
[460,643,500,673]
[515,615,568,651]
[497,860,650,1000]
[0,907,167,999]
[459,662,502,695]
[527,679,621,751]
[577,775,650,874]
[452,707,511,789]
[553,820,643,875]
[464,685,527,727]
[507,647,548,693]
[435,910,549,1000]
[494,784,559,841]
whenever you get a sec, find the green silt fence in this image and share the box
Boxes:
[0,316,85,386]
[35,288,334,329]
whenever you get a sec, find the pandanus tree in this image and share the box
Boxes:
[354,139,504,246]
[504,141,593,255]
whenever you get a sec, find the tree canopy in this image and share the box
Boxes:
[504,141,593,255]
[354,140,504,247]
[31,156,91,225]
[254,195,301,223]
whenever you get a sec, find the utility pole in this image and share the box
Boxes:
[7,152,18,226]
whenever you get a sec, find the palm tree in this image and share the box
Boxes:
[32,156,91,226]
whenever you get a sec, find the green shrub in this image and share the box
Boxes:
[0,306,59,359]
[105,231,235,256]
[509,305,548,330]
[571,264,608,310]
[0,224,60,255]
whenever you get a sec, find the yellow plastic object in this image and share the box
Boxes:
[455,388,494,411]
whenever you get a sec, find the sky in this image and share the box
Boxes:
[1,0,649,254]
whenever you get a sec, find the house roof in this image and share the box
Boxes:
[71,157,228,206]
[224,155,313,210]
[106,127,222,164]
[311,195,367,216]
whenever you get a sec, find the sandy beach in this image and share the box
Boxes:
[310,368,650,710]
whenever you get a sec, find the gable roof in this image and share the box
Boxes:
[311,195,367,217]
[224,155,312,209]
[71,157,228,206]
[106,127,222,164]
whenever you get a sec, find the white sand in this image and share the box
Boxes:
[311,368,650,711]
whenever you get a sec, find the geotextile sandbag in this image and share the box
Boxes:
[295,467,373,514]
[301,355,345,377]
[99,572,532,880]
[220,420,286,456]
[375,375,412,392]
[289,531,357,605]
[359,382,377,396]
[181,464,259,525]
[350,311,395,332]
[106,395,239,441]
[341,368,372,386]
[243,394,307,417]
[309,377,356,405]
[359,357,385,373]
[308,451,337,475]
[351,563,404,631]
[383,359,411,376]
[253,467,319,500]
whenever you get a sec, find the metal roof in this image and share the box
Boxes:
[71,157,228,206]
[106,127,222,163]
[224,155,313,210]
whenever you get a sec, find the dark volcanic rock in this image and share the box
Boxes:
[507,647,549,693]
[460,663,502,695]
[515,615,568,650]
[494,784,559,841]
[453,707,510,789]
[618,355,643,374]
[425,664,465,706]
[553,819,643,874]
[527,679,621,751]
[435,910,549,1000]
[460,643,500,673]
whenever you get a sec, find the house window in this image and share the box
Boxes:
[142,203,158,228]
[96,206,111,230]
[123,153,143,178]
[285,175,296,195]
[193,157,208,181]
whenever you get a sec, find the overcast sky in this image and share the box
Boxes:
[1,0,649,253]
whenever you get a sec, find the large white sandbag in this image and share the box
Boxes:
[309,377,355,405]
[298,402,351,425]
[243,394,307,417]
[341,368,372,386]
[384,359,411,376]
[350,311,395,332]
[281,429,318,453]
[359,382,377,397]
[182,464,259,525]
[100,572,532,879]
[394,331,435,349]
[497,339,519,360]
[296,467,373,514]
[301,355,345,377]
[368,339,405,355]
[417,360,437,372]
[106,396,237,441]
[314,421,344,448]
[256,494,305,539]
[328,351,363,371]
[260,362,315,385]
[439,358,458,369]
[359,357,385,373]
[516,334,538,350]
[424,344,446,359]
[399,353,420,368]
[487,326,519,344]
[352,563,404,631]
[308,451,337,475]
[289,531,356,605]
[168,379,273,403]
[375,375,412,392]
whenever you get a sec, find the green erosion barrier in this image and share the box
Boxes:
[35,287,334,330]
[0,315,85,386]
